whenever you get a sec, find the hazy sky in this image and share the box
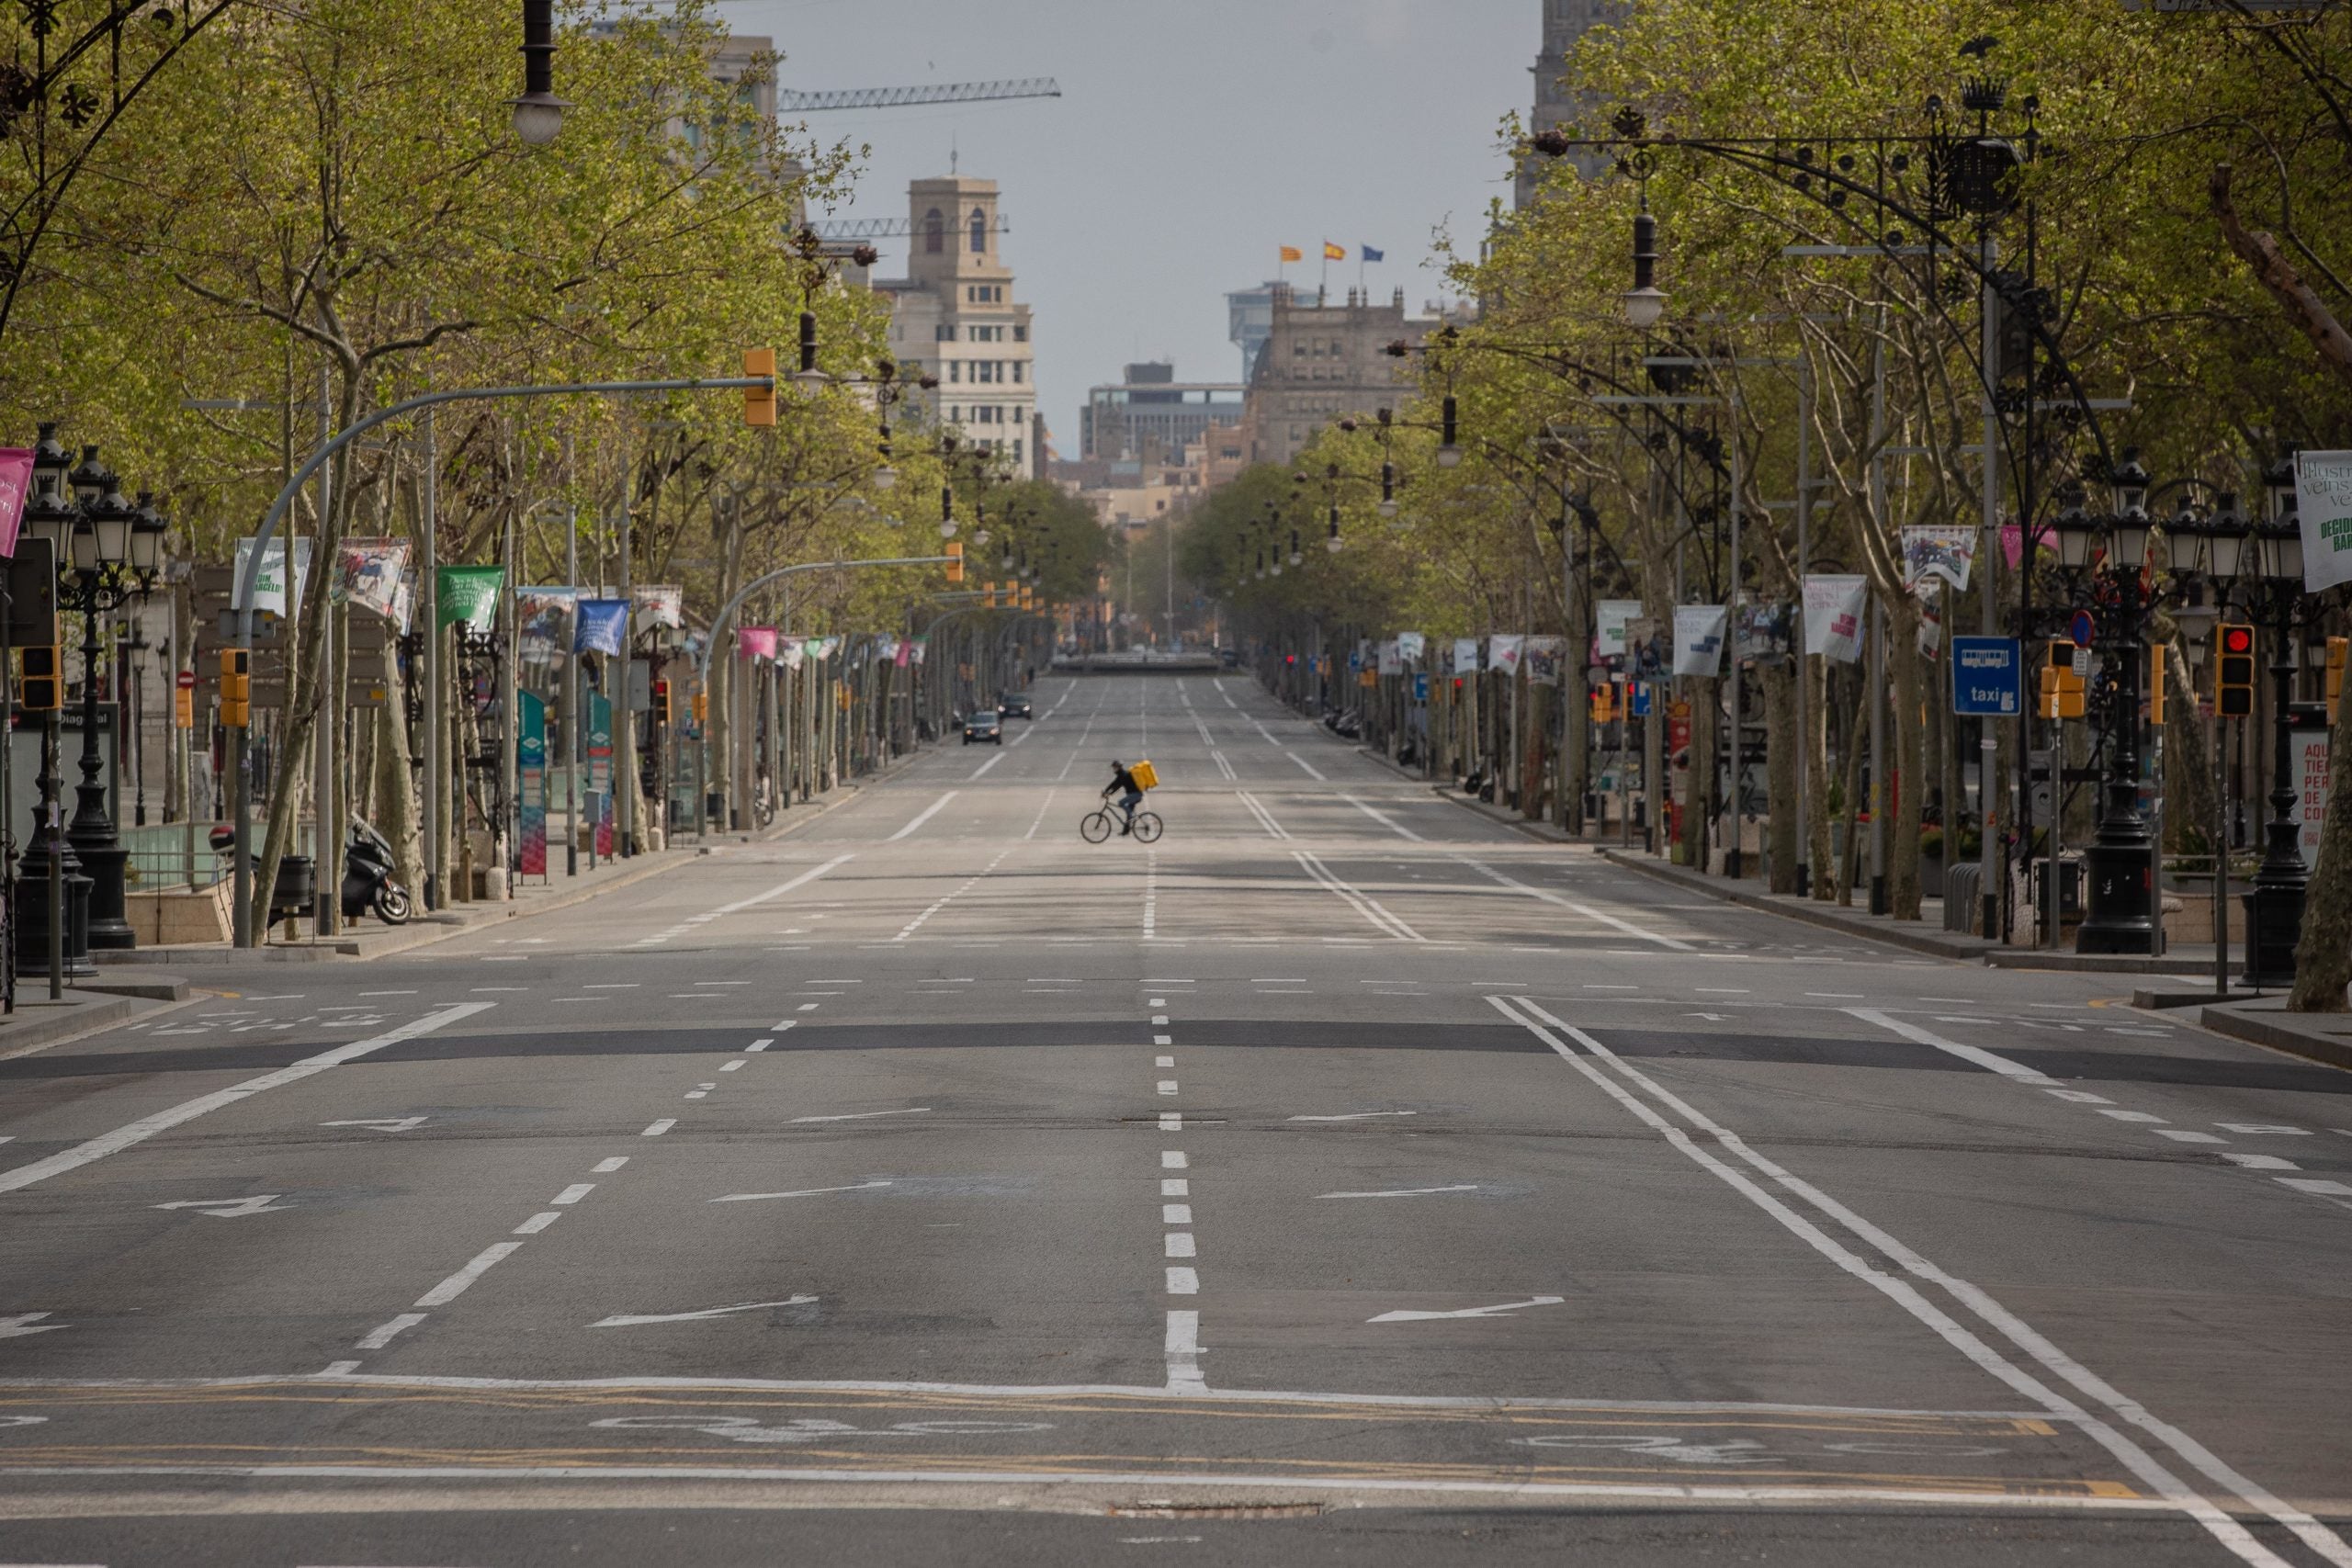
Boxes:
[713,0,1537,457]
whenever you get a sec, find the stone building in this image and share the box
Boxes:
[877,175,1038,477]
[1516,0,1630,205]
[1080,363,1244,463]
[1238,284,1453,468]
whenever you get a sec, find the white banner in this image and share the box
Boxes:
[1902,525,1976,592]
[1672,604,1728,677]
[2298,728,2332,869]
[1487,634,1524,676]
[2295,450,2352,593]
[1377,639,1402,677]
[1595,600,1643,660]
[1396,630,1426,665]
[1523,636,1566,686]
[232,537,313,617]
[1804,574,1870,663]
[1453,637,1480,675]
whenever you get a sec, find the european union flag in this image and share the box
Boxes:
[1362,244,1385,262]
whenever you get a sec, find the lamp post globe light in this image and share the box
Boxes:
[508,0,570,146]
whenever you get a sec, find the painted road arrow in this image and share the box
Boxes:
[1368,1295,1564,1324]
[0,1312,67,1338]
[591,1296,819,1328]
[153,1195,293,1218]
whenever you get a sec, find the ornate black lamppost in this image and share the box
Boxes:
[49,444,166,950]
[12,430,90,979]
[2060,450,2160,953]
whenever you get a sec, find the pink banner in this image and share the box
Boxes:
[736,626,777,662]
[0,449,34,558]
[895,639,914,668]
[2001,522,2052,571]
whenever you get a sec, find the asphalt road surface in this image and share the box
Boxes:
[3,673,2348,1566]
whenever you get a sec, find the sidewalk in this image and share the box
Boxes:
[0,987,167,1060]
[2196,998,2352,1073]
[86,748,909,966]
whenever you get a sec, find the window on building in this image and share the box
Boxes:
[949,361,961,383]
[1012,363,1025,384]
[1013,324,1027,342]
[935,323,954,342]
[1013,439,1023,466]
[924,208,944,254]
[969,207,987,254]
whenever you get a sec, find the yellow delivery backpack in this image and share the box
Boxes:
[1128,759,1159,791]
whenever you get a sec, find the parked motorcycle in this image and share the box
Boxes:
[342,818,412,924]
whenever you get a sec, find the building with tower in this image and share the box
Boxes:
[1516,0,1629,205]
[877,175,1038,477]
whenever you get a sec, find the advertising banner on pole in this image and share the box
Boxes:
[233,537,314,616]
[1396,631,1426,665]
[1522,636,1566,686]
[1733,600,1792,664]
[337,538,411,622]
[1672,604,1728,677]
[515,588,579,662]
[573,598,629,656]
[1377,639,1401,677]
[1803,574,1870,662]
[737,626,777,663]
[779,637,807,670]
[1595,600,1643,660]
[1901,525,1976,592]
[0,448,31,558]
[1453,637,1480,675]
[1487,635,1524,676]
[516,690,547,877]
[435,564,503,631]
[2294,450,2352,593]
[587,691,614,858]
[632,585,684,630]
[2297,728,2332,868]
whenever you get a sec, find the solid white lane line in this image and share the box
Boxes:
[1341,795,1424,840]
[0,1002,494,1195]
[1317,1185,1480,1199]
[355,1313,426,1350]
[591,1297,820,1328]
[1287,1111,1416,1122]
[1287,750,1326,780]
[1235,791,1289,840]
[1024,789,1057,840]
[1211,750,1235,780]
[641,1119,677,1137]
[1294,850,1423,942]
[888,792,960,841]
[709,853,857,917]
[1164,1309,1205,1393]
[790,1107,930,1123]
[414,1243,526,1308]
[712,1182,891,1202]
[1489,994,2329,1568]
[969,753,1004,780]
[2220,1154,2300,1171]
[1844,1008,2059,1084]
[1455,857,1695,951]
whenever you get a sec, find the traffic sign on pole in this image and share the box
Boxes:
[1951,637,2022,716]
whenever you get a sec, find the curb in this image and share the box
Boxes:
[1596,848,1996,964]
[2197,1004,2352,1074]
[0,993,151,1060]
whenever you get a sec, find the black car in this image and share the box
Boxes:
[962,709,1003,745]
[998,691,1034,719]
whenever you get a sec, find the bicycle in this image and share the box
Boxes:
[1080,806,1161,843]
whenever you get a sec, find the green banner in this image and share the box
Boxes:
[436,564,504,630]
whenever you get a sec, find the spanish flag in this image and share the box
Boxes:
[1322,242,1346,261]
[1279,245,1303,263]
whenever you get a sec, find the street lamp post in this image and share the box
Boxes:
[2243,463,2309,988]
[12,434,89,982]
[2075,451,2156,953]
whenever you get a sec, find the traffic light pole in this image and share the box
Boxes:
[2245,603,2310,987]
[224,375,775,946]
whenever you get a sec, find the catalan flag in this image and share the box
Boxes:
[1322,242,1346,261]
[1279,245,1303,263]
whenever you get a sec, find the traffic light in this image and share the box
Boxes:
[18,644,62,711]
[174,680,194,730]
[2148,644,2165,727]
[2328,637,2346,723]
[651,677,673,724]
[2215,623,2256,717]
[1590,684,1617,724]
[2039,640,2085,719]
[217,647,250,728]
[944,540,965,583]
[692,690,708,724]
[742,346,776,427]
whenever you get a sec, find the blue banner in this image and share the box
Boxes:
[574,598,629,656]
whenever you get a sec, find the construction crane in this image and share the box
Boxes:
[810,214,1014,242]
[778,78,1060,114]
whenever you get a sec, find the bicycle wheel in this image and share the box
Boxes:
[1080,810,1113,844]
[1131,811,1163,844]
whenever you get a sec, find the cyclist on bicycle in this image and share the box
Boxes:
[1103,760,1145,836]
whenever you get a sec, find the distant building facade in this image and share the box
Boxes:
[877,175,1038,477]
[1516,0,1629,205]
[1238,284,1456,468]
[1080,363,1244,463]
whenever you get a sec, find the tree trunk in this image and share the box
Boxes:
[1762,659,1800,893]
[1885,597,1926,920]
[1809,655,1835,899]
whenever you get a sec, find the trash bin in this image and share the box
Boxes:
[269,855,315,927]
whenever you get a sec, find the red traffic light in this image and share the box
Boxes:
[2222,626,2254,655]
